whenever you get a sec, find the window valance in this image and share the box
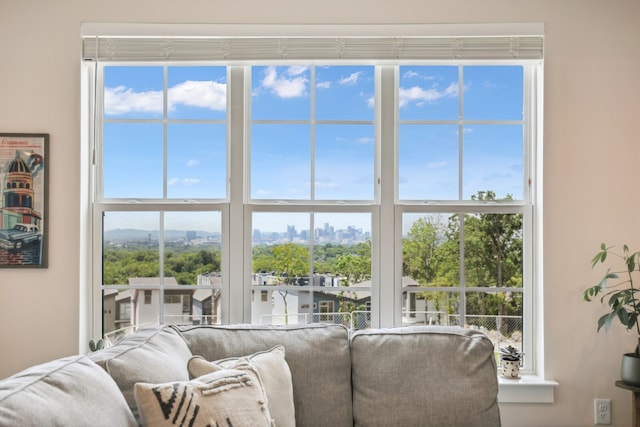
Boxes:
[81,23,543,62]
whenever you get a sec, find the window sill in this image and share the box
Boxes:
[497,375,559,403]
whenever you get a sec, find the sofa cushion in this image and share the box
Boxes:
[90,325,193,423]
[0,355,136,426]
[188,345,295,427]
[350,325,501,427]
[173,323,352,427]
[135,362,273,427]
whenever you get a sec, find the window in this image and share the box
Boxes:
[82,24,542,375]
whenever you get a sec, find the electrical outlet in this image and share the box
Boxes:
[594,398,611,425]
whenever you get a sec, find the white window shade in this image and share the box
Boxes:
[81,23,543,62]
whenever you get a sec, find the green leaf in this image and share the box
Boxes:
[630,313,638,330]
[597,312,615,332]
[628,254,636,273]
[604,271,619,280]
[583,285,602,302]
[592,251,606,268]
[617,307,630,325]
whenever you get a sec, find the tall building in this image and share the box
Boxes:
[0,151,42,229]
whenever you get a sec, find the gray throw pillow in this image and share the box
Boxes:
[0,355,136,426]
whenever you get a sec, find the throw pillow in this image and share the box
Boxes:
[134,361,273,427]
[188,345,295,427]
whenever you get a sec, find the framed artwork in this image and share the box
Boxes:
[0,133,48,268]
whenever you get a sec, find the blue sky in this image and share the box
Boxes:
[101,64,523,232]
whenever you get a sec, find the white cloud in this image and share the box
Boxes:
[427,161,447,169]
[317,81,331,89]
[186,159,200,168]
[402,69,437,81]
[356,137,374,145]
[286,65,309,76]
[339,72,361,86]
[261,66,308,98]
[168,80,226,111]
[483,80,499,89]
[168,177,201,186]
[104,86,163,115]
[367,96,375,109]
[399,82,459,108]
[315,177,337,189]
[104,80,227,115]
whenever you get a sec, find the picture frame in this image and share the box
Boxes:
[0,133,49,268]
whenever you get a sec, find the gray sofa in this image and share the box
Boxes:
[0,323,501,426]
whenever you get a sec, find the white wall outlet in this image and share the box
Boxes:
[594,398,611,425]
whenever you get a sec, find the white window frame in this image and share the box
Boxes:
[80,23,555,403]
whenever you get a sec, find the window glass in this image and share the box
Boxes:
[168,66,227,120]
[398,66,459,121]
[250,65,375,201]
[402,290,460,325]
[251,212,371,327]
[462,125,524,200]
[463,66,523,121]
[402,210,524,355]
[252,66,310,120]
[103,65,228,201]
[93,59,536,371]
[315,124,374,200]
[103,123,163,199]
[104,66,163,119]
[102,210,222,334]
[398,65,524,202]
[316,65,374,121]
[250,124,310,200]
[167,124,226,199]
[103,212,161,285]
[398,124,459,200]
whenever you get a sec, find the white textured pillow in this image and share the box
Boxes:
[188,345,295,427]
[134,361,273,427]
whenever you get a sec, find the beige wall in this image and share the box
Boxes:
[1,1,639,425]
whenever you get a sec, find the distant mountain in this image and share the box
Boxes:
[104,229,218,242]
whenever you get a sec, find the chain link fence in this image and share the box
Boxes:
[449,314,523,353]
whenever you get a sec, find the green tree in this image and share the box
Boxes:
[403,218,439,285]
[400,191,524,330]
[272,243,309,283]
[334,240,371,312]
[252,245,275,273]
[103,246,221,285]
[464,191,522,325]
[271,243,310,324]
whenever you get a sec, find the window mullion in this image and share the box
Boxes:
[229,65,246,323]
[379,65,395,328]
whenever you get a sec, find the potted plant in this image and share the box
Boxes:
[583,243,640,386]
[499,345,523,379]
[88,338,104,352]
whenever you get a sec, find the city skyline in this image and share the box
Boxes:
[103,220,371,244]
